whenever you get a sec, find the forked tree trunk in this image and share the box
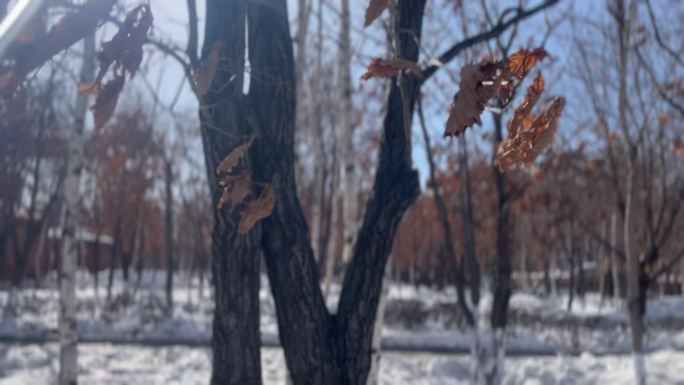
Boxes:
[58,32,95,385]
[246,2,422,384]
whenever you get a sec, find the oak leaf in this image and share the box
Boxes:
[507,73,544,135]
[505,48,548,79]
[364,0,390,27]
[217,171,251,210]
[194,40,222,96]
[96,5,153,82]
[361,57,421,80]
[238,185,276,234]
[496,97,565,171]
[92,75,125,131]
[216,135,256,175]
[79,82,100,94]
[444,59,500,136]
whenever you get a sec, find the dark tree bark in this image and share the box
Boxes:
[198,1,558,384]
[490,111,512,330]
[200,1,262,385]
[164,158,174,311]
[246,1,423,384]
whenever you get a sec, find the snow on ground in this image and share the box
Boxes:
[1,344,683,385]
[1,271,684,383]
[1,271,684,353]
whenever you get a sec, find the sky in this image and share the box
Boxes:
[101,0,663,188]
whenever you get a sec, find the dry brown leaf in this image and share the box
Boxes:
[194,41,222,96]
[505,48,548,79]
[507,73,544,135]
[96,4,153,82]
[444,59,501,136]
[525,97,565,164]
[361,57,421,80]
[92,75,125,131]
[79,82,100,94]
[216,134,256,175]
[364,0,390,27]
[238,185,276,234]
[217,171,251,210]
[496,97,565,171]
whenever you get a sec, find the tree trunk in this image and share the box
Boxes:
[244,1,423,384]
[58,32,95,385]
[200,1,262,384]
[567,227,575,312]
[610,210,622,299]
[339,0,357,265]
[614,0,645,381]
[625,164,646,385]
[599,222,607,304]
[459,134,480,307]
[164,158,174,312]
[487,106,511,385]
[366,260,391,385]
[106,218,120,303]
[472,328,506,385]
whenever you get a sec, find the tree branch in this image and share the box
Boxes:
[421,0,560,82]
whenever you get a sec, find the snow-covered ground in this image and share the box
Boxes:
[1,271,684,384]
[1,344,684,385]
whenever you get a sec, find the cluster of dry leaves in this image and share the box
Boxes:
[215,135,276,235]
[360,1,424,81]
[80,5,153,131]
[443,48,565,171]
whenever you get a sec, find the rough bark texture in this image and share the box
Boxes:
[58,33,96,385]
[200,1,262,384]
[243,1,423,384]
[490,111,512,331]
[366,260,391,385]
[459,134,480,307]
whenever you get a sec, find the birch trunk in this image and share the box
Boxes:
[339,0,357,265]
[472,327,506,385]
[58,33,95,385]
